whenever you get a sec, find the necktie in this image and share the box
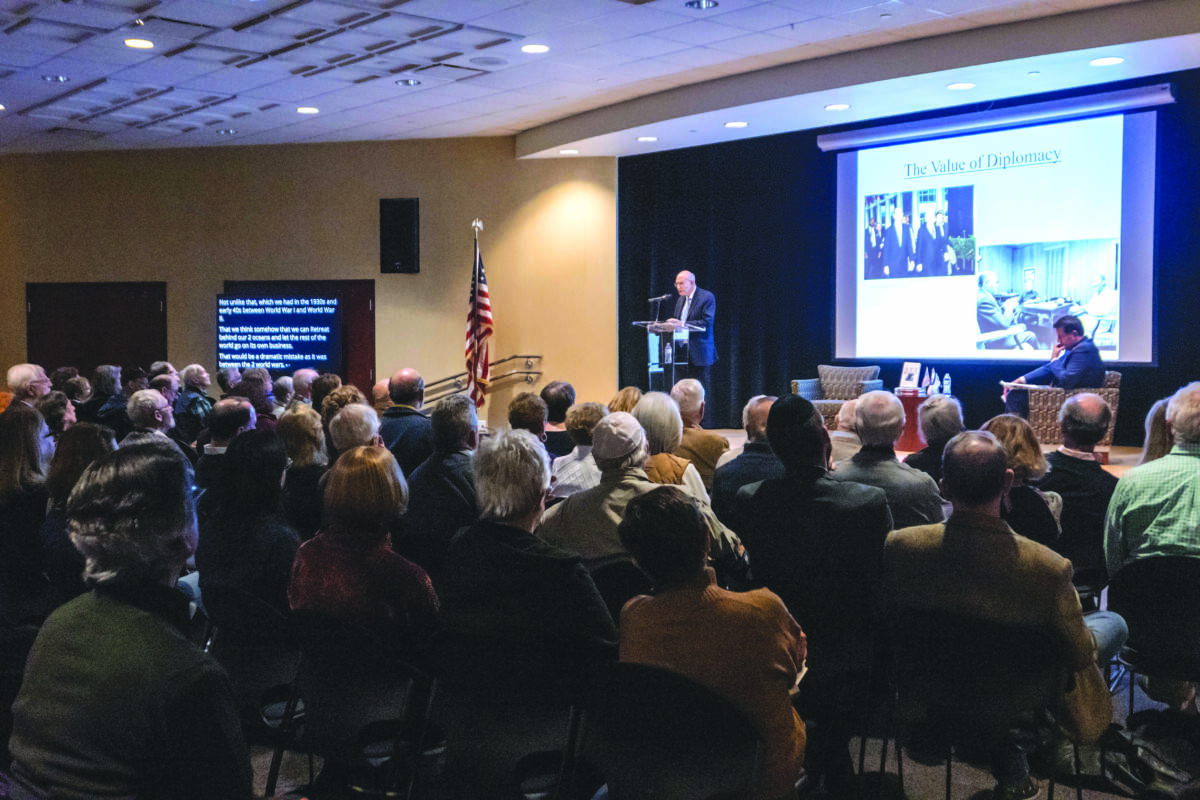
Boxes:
[682,295,691,322]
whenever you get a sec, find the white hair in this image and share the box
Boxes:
[632,392,683,455]
[6,363,44,398]
[918,394,964,445]
[670,379,705,417]
[836,399,858,432]
[474,428,550,521]
[855,390,905,447]
[329,403,380,451]
[1167,382,1200,444]
[127,388,168,429]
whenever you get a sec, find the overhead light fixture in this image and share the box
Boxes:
[946,82,976,91]
[124,38,154,49]
[637,136,658,142]
[559,149,579,155]
[1090,56,1124,67]
[824,103,850,111]
[0,104,5,111]
[42,75,69,83]
[724,121,748,128]
[218,129,237,135]
[684,0,718,9]
[395,78,421,86]
[521,44,550,54]
[297,106,319,114]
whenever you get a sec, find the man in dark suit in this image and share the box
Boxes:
[1004,315,1105,417]
[882,208,913,277]
[668,270,716,391]
[379,367,434,477]
[915,213,937,275]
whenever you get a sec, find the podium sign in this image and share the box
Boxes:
[633,321,703,392]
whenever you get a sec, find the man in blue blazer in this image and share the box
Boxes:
[1003,315,1105,417]
[668,270,716,391]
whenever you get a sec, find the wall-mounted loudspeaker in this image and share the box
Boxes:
[380,198,419,274]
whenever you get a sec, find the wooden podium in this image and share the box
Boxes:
[894,388,927,453]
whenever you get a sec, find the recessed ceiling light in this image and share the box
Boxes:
[521,44,550,54]
[824,103,850,111]
[124,38,154,49]
[637,136,658,142]
[946,82,976,91]
[559,149,579,155]
[684,0,719,9]
[395,78,421,86]
[1090,56,1124,67]
[218,129,237,135]
[42,75,69,83]
[724,121,748,128]
[470,56,507,67]
[296,106,319,114]
[0,104,5,111]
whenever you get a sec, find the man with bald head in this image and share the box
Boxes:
[711,395,784,525]
[4,364,51,411]
[1037,393,1117,590]
[380,367,433,477]
[287,368,319,411]
[885,430,1121,799]
[666,270,716,392]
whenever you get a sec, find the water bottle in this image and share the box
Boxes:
[943,373,952,396]
[664,342,673,364]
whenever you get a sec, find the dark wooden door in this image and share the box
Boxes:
[26,282,167,375]
[224,280,375,392]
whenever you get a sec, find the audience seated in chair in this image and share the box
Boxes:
[670,379,728,491]
[618,486,807,800]
[551,402,607,499]
[632,391,709,504]
[710,394,783,527]
[379,368,433,478]
[982,414,1061,549]
[884,431,1122,800]
[903,394,964,484]
[541,380,576,460]
[275,404,328,542]
[9,441,254,799]
[829,390,945,529]
[0,404,55,624]
[828,397,862,465]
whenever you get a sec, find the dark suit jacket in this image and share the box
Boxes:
[399,450,479,578]
[674,287,716,366]
[916,225,937,274]
[882,223,906,274]
[710,441,785,527]
[1021,337,1105,388]
[1038,451,1118,586]
[379,405,434,477]
[735,466,892,670]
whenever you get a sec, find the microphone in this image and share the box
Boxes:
[647,293,672,303]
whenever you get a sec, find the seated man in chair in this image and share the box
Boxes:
[1002,314,1105,418]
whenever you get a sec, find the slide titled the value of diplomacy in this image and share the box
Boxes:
[904,148,1062,178]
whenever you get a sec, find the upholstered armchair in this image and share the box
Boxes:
[1008,370,1122,447]
[791,365,883,429]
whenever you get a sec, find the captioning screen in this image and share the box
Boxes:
[216,295,342,375]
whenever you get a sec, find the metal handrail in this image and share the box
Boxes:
[425,355,543,404]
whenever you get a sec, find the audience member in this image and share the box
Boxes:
[903,394,964,483]
[829,390,944,528]
[148,360,177,380]
[322,384,368,458]
[632,392,708,503]
[289,368,319,411]
[215,367,241,398]
[711,395,783,525]
[276,405,328,541]
[62,375,92,407]
[76,365,119,424]
[40,423,117,605]
[310,373,343,422]
[370,379,390,414]
[551,402,607,498]
[619,487,806,800]
[174,364,214,446]
[194,398,255,524]
[233,371,276,433]
[540,380,576,459]
[48,366,78,395]
[1105,381,1200,713]
[438,429,616,677]
[329,402,381,455]
[828,398,862,465]
[981,414,1060,548]
[884,431,1119,798]
[401,394,480,577]
[272,375,293,417]
[0,404,55,621]
[289,446,438,650]
[1138,397,1171,464]
[96,366,147,440]
[734,393,891,793]
[123,388,197,464]
[1037,394,1117,590]
[607,386,642,414]
[508,391,548,442]
[196,430,299,614]
[8,442,254,799]
[35,390,75,439]
[670,379,729,490]
[4,363,51,410]
[379,368,433,477]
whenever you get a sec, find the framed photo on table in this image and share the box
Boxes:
[899,362,921,390]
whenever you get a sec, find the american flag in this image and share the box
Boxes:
[465,238,492,408]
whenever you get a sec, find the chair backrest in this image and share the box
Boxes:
[890,609,1068,735]
[289,608,422,764]
[202,587,301,719]
[1107,556,1200,677]
[588,559,653,625]
[818,365,881,401]
[579,662,762,800]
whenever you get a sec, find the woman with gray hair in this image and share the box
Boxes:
[8,441,253,799]
[632,391,709,503]
[903,394,964,483]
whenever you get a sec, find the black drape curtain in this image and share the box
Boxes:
[617,68,1200,445]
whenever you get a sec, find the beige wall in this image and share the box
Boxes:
[0,138,617,427]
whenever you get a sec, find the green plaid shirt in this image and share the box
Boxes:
[1105,441,1200,578]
